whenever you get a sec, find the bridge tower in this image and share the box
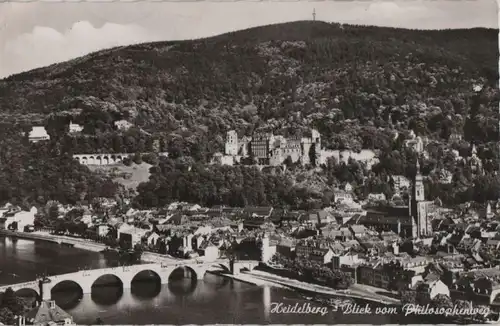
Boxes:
[260,233,273,263]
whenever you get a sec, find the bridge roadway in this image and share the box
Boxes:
[0,259,258,301]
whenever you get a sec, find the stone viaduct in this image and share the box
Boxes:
[0,260,258,301]
[73,152,168,166]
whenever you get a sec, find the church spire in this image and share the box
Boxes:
[416,159,421,174]
[472,143,477,156]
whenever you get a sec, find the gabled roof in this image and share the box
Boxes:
[24,300,71,324]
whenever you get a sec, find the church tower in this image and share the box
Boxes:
[414,160,425,202]
[410,160,431,238]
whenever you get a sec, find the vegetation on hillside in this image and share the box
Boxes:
[0,125,120,206]
[0,21,498,207]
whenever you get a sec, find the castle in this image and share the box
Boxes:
[222,128,322,166]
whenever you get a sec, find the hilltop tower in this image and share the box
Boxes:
[225,130,239,156]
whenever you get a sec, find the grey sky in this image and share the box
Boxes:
[0,0,498,78]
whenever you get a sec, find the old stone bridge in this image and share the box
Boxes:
[0,259,258,300]
[73,152,169,166]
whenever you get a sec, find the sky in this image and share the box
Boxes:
[0,0,498,79]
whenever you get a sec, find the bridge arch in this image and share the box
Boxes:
[91,273,124,290]
[50,279,84,304]
[168,266,199,281]
[14,287,39,301]
[132,269,162,285]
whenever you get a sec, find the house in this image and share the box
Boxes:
[193,225,213,236]
[391,175,410,193]
[118,226,148,249]
[4,207,37,231]
[309,248,334,265]
[333,190,354,204]
[114,119,133,131]
[368,193,387,202]
[295,239,335,265]
[146,232,160,246]
[357,262,390,289]
[317,210,333,225]
[276,237,296,259]
[68,121,83,134]
[199,240,219,261]
[20,300,75,326]
[419,279,450,300]
[349,224,369,238]
[167,233,194,257]
[97,224,109,237]
[332,252,364,269]
[169,213,189,225]
[28,126,50,143]
[244,206,273,218]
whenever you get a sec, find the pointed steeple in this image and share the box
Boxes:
[472,143,477,156]
[416,159,421,174]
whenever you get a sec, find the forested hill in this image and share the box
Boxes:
[0,21,498,208]
[0,21,497,156]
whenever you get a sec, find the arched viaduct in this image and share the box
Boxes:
[73,152,169,166]
[0,260,258,301]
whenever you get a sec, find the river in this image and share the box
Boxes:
[0,236,420,324]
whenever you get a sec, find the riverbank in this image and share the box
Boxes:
[243,269,400,305]
[0,230,202,264]
[212,271,286,288]
[0,229,106,252]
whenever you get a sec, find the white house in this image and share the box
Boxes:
[28,126,50,143]
[5,207,37,231]
[68,121,83,134]
[118,225,148,248]
[97,225,110,237]
[203,242,220,262]
[114,120,133,131]
[147,232,160,246]
[333,190,354,204]
[427,279,450,300]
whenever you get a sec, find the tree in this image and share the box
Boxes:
[0,307,15,325]
[400,289,417,305]
[431,294,453,309]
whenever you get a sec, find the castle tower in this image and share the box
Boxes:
[311,128,321,165]
[225,130,239,156]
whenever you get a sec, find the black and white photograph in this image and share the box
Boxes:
[0,0,499,325]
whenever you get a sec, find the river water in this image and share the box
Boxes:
[0,236,413,324]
